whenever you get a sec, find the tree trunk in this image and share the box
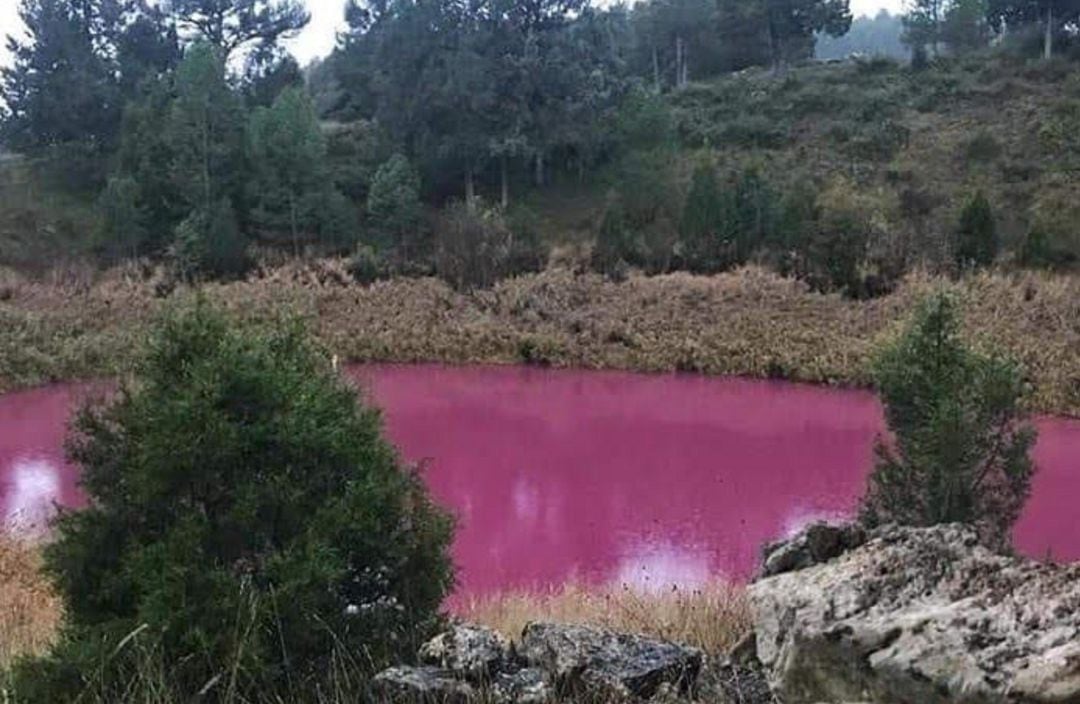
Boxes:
[681,41,689,87]
[500,155,509,209]
[652,46,660,90]
[290,194,299,259]
[534,152,544,188]
[1045,3,1054,60]
[675,36,682,88]
[465,165,475,206]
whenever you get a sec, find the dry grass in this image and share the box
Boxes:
[1,262,1078,415]
[0,534,61,669]
[458,581,752,657]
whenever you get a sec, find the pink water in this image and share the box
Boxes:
[2,364,1079,596]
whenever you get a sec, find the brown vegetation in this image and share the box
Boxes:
[0,534,61,669]
[2,262,1080,418]
[2,261,1078,415]
[460,580,751,658]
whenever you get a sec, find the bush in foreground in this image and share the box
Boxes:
[860,292,1036,550]
[11,302,454,702]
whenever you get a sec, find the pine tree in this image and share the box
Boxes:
[11,302,453,701]
[367,154,422,253]
[1,0,121,187]
[860,293,1036,551]
[248,87,339,256]
[167,0,310,59]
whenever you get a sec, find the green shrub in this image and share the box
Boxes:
[1019,189,1080,269]
[806,179,871,295]
[963,130,1002,164]
[953,191,997,270]
[12,302,454,701]
[860,293,1036,550]
[592,195,640,277]
[170,198,250,280]
[679,160,728,273]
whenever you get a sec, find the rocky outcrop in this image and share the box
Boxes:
[374,622,705,703]
[374,665,478,704]
[750,522,1080,704]
[519,622,703,699]
[419,624,512,680]
[760,522,867,578]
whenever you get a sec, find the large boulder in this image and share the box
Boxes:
[419,624,513,680]
[373,665,477,704]
[519,622,704,699]
[750,523,1080,703]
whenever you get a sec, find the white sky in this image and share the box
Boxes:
[1,0,906,69]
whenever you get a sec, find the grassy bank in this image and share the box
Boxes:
[2,262,1078,416]
[460,581,751,658]
[1,534,748,700]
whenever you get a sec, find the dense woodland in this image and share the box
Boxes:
[2,0,1080,295]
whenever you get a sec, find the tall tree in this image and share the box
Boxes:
[714,0,851,70]
[941,0,992,52]
[167,41,245,213]
[903,0,946,56]
[987,0,1080,58]
[248,86,345,255]
[1,0,121,185]
[164,0,310,58]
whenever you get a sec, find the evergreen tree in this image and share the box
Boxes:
[167,42,246,218]
[12,302,453,701]
[954,191,997,269]
[366,154,422,253]
[942,0,992,52]
[987,0,1080,59]
[861,293,1036,551]
[248,87,340,255]
[167,0,310,59]
[764,0,853,69]
[903,0,945,56]
[1,0,121,187]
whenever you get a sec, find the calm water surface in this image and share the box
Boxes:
[2,364,1078,597]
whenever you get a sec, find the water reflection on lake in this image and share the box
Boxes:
[1,365,1079,597]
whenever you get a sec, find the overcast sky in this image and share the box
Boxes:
[1,0,906,69]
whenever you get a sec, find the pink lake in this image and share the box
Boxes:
[1,364,1078,597]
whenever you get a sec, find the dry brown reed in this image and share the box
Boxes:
[0,534,61,669]
[458,580,752,657]
[1,263,1078,416]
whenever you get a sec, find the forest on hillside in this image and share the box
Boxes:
[2,0,1080,297]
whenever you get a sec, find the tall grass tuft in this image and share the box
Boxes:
[0,534,61,670]
[458,580,751,657]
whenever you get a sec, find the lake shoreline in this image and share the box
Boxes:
[2,262,1078,416]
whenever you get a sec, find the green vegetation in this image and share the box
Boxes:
[860,292,1036,550]
[8,302,453,702]
[5,0,1080,298]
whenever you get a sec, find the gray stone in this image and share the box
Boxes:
[490,667,553,704]
[761,522,867,577]
[750,522,1080,704]
[519,622,703,699]
[373,666,476,704]
[419,624,512,680]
